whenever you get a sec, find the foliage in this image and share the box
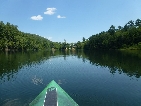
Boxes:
[1,19,141,51]
[0,21,51,51]
[84,19,141,50]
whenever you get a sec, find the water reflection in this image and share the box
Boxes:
[1,50,141,83]
[57,79,66,85]
[0,51,51,83]
[32,75,43,85]
[84,50,141,78]
[2,98,19,106]
[1,50,141,106]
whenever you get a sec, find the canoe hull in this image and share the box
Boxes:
[29,80,79,106]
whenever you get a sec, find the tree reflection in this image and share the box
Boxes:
[84,50,141,78]
[0,51,51,82]
[1,50,141,83]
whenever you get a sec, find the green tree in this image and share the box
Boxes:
[82,37,85,42]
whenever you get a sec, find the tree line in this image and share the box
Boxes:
[83,19,141,50]
[1,19,141,51]
[0,21,80,51]
[0,21,52,51]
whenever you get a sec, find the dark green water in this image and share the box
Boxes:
[0,50,141,106]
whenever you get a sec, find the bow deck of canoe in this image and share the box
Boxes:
[29,80,79,106]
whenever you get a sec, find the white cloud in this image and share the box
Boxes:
[31,15,43,20]
[57,15,66,18]
[44,8,57,15]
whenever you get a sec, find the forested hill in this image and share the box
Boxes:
[84,19,141,50]
[0,21,52,51]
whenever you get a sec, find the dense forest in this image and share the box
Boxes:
[0,19,141,51]
[83,19,141,50]
[0,21,78,51]
[0,21,53,51]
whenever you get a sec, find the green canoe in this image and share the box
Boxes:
[29,80,79,106]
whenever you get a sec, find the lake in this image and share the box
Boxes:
[0,50,141,106]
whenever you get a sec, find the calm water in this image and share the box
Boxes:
[0,50,141,106]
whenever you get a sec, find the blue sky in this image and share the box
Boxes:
[0,0,141,43]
